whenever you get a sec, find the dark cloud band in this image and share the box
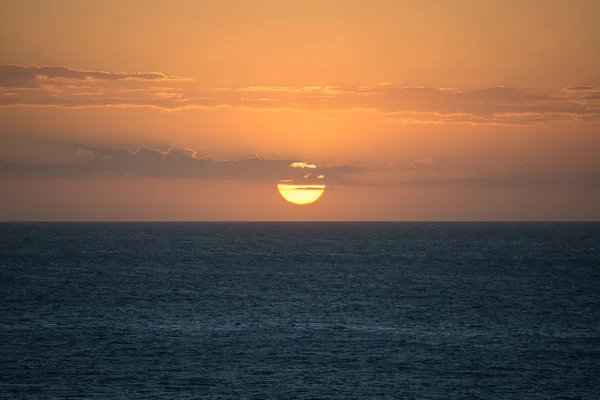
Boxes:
[0,147,357,184]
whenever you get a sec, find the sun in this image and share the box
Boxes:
[277,183,325,205]
[277,161,326,205]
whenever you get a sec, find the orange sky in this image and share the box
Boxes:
[1,0,599,220]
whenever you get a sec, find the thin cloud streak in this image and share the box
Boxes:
[0,65,186,88]
[399,174,600,191]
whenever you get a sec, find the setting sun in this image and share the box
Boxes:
[277,184,325,205]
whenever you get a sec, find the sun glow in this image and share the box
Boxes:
[277,184,325,205]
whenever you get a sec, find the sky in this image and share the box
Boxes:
[1,0,599,220]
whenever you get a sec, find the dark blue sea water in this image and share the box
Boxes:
[1,222,599,399]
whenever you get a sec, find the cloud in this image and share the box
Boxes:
[1,145,597,195]
[0,146,359,184]
[290,162,317,169]
[0,65,185,88]
[2,64,600,125]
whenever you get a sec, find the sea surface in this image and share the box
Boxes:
[0,222,599,399]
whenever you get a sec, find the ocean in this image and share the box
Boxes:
[1,222,599,399]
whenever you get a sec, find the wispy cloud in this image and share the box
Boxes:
[0,65,186,88]
[1,64,600,125]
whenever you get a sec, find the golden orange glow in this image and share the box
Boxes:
[1,1,599,221]
[277,184,325,205]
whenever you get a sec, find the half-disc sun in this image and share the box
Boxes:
[277,183,325,205]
